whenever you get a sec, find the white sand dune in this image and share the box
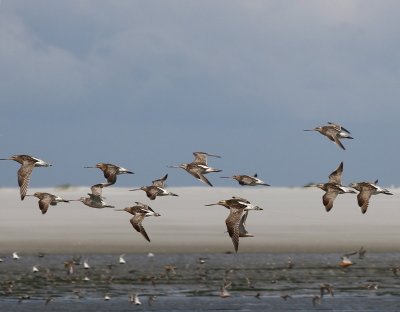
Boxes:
[0,186,398,254]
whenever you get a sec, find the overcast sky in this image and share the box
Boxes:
[0,1,399,188]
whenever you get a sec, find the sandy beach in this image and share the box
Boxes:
[0,186,398,254]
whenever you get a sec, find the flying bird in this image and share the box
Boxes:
[349,181,393,214]
[304,122,353,150]
[72,183,114,208]
[130,174,178,200]
[0,155,51,200]
[305,162,355,212]
[115,202,160,242]
[206,197,263,252]
[220,173,270,186]
[168,152,222,187]
[84,163,134,186]
[25,192,69,214]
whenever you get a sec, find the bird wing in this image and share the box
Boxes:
[357,189,373,214]
[130,214,150,242]
[38,196,52,214]
[328,162,343,184]
[17,162,35,200]
[239,211,251,236]
[145,187,160,200]
[225,208,245,252]
[186,165,213,186]
[322,189,339,212]
[103,166,118,185]
[152,174,168,188]
[192,152,209,165]
[323,127,346,150]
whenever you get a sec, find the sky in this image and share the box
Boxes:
[0,0,399,188]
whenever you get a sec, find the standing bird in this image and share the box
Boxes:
[25,192,69,214]
[84,163,134,186]
[305,162,355,212]
[168,152,222,187]
[115,202,161,242]
[72,183,114,208]
[130,174,178,200]
[304,122,353,150]
[205,197,263,252]
[0,155,51,200]
[220,173,270,186]
[349,181,393,214]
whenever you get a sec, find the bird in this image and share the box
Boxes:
[304,122,353,150]
[83,259,90,269]
[84,162,134,186]
[12,252,20,260]
[72,183,114,208]
[305,162,355,212]
[205,197,263,252]
[115,202,161,242]
[220,173,270,186]
[64,260,75,275]
[349,181,393,214]
[219,280,231,298]
[119,254,126,264]
[129,293,141,305]
[281,294,293,301]
[32,265,39,273]
[320,283,334,298]
[129,174,178,200]
[0,155,51,200]
[312,295,321,307]
[339,255,354,268]
[25,192,69,214]
[168,151,222,187]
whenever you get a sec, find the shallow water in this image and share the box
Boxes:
[0,252,399,311]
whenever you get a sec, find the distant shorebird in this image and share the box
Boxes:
[349,180,393,214]
[115,202,161,242]
[320,283,334,298]
[130,293,141,305]
[0,155,51,200]
[304,122,353,150]
[84,163,134,185]
[12,252,20,260]
[25,192,69,214]
[220,173,270,186]
[219,280,231,298]
[130,174,178,200]
[119,254,126,264]
[206,197,263,252]
[72,183,114,208]
[168,151,222,187]
[305,162,355,212]
[339,255,354,268]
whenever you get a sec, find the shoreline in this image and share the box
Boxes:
[0,186,398,254]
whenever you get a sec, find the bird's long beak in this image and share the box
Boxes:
[129,188,141,192]
[220,176,232,179]
[84,166,95,169]
[205,203,218,206]
[303,129,314,131]
[0,158,10,160]
[167,165,180,168]
[114,209,125,211]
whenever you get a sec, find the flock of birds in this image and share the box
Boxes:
[0,122,395,252]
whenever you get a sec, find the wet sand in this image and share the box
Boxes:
[0,186,398,254]
[0,252,400,312]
